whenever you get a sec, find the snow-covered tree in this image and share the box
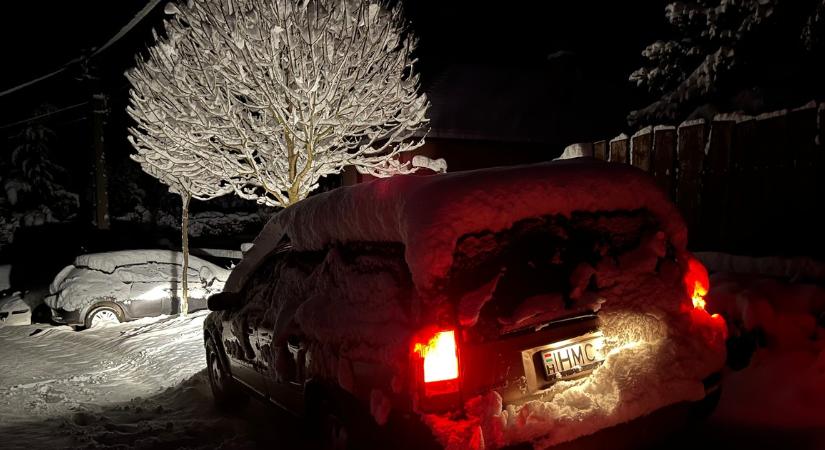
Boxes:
[0,107,79,249]
[129,0,429,210]
[629,0,825,125]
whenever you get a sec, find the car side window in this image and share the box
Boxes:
[233,241,291,319]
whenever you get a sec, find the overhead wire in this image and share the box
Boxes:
[0,0,163,100]
[0,102,89,131]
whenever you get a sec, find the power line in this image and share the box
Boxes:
[0,57,81,99]
[0,102,89,131]
[0,0,164,100]
[92,0,164,57]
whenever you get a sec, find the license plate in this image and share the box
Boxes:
[541,332,605,381]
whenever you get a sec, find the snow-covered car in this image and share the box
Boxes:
[0,292,31,326]
[0,287,50,327]
[45,250,230,328]
[203,161,728,449]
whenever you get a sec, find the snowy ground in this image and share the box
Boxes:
[0,312,300,449]
[1,277,823,450]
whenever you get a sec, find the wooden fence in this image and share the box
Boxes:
[583,102,825,256]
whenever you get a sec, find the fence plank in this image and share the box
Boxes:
[701,119,735,249]
[755,111,790,254]
[729,117,757,253]
[676,119,706,247]
[583,103,825,256]
[652,125,676,199]
[593,140,608,160]
[630,126,653,171]
[788,103,819,254]
[609,134,629,163]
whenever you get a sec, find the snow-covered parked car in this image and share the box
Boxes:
[46,250,229,328]
[0,287,50,327]
[203,161,728,449]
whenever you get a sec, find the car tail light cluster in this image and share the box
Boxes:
[684,257,710,311]
[684,256,726,336]
[412,328,461,408]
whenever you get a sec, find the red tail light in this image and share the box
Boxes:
[684,257,710,311]
[683,255,727,337]
[413,329,460,397]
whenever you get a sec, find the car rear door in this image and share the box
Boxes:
[220,257,284,397]
[250,245,307,413]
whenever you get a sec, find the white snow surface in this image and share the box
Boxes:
[0,312,300,449]
[678,118,706,129]
[44,250,229,312]
[554,143,593,160]
[707,273,825,429]
[609,133,628,143]
[254,161,687,294]
[631,125,653,139]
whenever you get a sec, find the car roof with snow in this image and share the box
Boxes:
[229,160,687,294]
[71,250,227,276]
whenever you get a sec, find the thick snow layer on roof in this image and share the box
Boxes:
[71,250,224,275]
[267,160,687,293]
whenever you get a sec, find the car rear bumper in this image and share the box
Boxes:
[501,384,723,450]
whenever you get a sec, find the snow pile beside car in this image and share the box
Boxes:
[44,250,229,312]
[707,273,825,428]
[0,313,208,445]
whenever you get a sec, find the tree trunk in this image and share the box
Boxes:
[180,193,191,316]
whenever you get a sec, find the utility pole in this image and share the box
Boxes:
[91,92,110,230]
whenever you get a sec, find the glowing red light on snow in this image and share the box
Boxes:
[684,257,710,311]
[414,330,459,383]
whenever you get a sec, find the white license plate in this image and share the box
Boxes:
[541,332,605,381]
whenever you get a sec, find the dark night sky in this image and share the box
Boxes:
[0,1,669,131]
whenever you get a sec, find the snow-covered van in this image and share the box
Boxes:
[203,160,727,449]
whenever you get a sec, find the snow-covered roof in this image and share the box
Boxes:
[72,250,224,275]
[242,160,687,293]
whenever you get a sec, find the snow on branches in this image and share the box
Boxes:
[127,0,430,208]
[629,0,779,125]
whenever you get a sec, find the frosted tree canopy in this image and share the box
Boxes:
[126,0,430,207]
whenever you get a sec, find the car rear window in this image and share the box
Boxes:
[446,210,670,340]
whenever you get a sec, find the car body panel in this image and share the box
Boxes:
[0,294,31,326]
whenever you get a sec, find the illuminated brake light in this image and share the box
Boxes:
[684,257,710,311]
[415,330,459,383]
[692,281,708,310]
